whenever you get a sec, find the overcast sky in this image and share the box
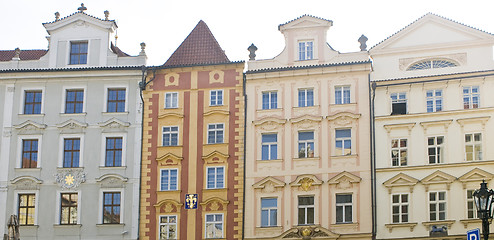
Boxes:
[1,0,494,66]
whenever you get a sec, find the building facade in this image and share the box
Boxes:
[0,5,145,239]
[370,13,494,240]
[139,21,245,240]
[244,15,373,239]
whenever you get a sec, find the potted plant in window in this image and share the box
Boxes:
[299,147,306,158]
[307,145,314,158]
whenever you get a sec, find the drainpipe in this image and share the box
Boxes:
[242,72,247,240]
[369,76,377,240]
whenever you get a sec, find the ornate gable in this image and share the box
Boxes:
[157,112,184,119]
[328,171,361,190]
[383,173,419,193]
[202,151,229,164]
[458,168,494,189]
[279,15,333,32]
[421,170,456,191]
[156,152,183,166]
[290,174,323,192]
[203,110,229,117]
[253,176,285,193]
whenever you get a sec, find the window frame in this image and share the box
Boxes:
[17,135,42,169]
[391,138,407,166]
[466,189,477,219]
[160,168,179,191]
[59,192,79,225]
[427,136,444,164]
[429,191,447,221]
[298,131,315,158]
[164,92,179,109]
[298,88,314,107]
[21,139,39,168]
[59,134,84,168]
[465,133,482,161]
[105,136,123,167]
[463,86,480,109]
[15,191,39,226]
[159,215,178,239]
[205,213,224,239]
[261,133,277,160]
[23,90,43,115]
[210,90,223,106]
[335,86,351,105]
[391,193,409,223]
[206,166,225,189]
[63,138,81,168]
[391,92,407,115]
[260,197,278,227]
[64,89,85,114]
[335,129,352,156]
[106,88,127,113]
[207,123,224,144]
[335,194,353,224]
[162,126,179,147]
[426,89,442,112]
[69,41,88,65]
[298,40,314,61]
[298,195,315,225]
[262,91,278,110]
[101,191,122,224]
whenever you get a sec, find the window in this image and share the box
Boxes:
[60,193,78,225]
[163,126,179,146]
[261,198,277,227]
[261,134,277,160]
[429,191,446,221]
[426,90,442,112]
[65,89,84,114]
[391,92,407,115]
[298,89,314,107]
[105,137,122,167]
[407,59,457,71]
[467,190,477,219]
[262,91,277,110]
[207,124,224,144]
[24,90,42,114]
[335,129,351,156]
[465,133,482,161]
[298,196,314,225]
[160,215,177,239]
[298,131,314,158]
[392,194,409,223]
[18,194,36,225]
[336,194,352,223]
[22,139,38,168]
[69,41,88,65]
[428,136,443,164]
[463,86,480,109]
[335,86,350,104]
[205,214,223,238]
[210,90,223,106]
[165,92,178,109]
[207,166,224,189]
[103,192,121,224]
[63,138,80,168]
[107,89,126,112]
[391,138,407,166]
[298,41,313,60]
[161,169,178,191]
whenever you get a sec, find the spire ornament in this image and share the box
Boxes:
[77,3,87,13]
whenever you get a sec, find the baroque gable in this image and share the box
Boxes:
[200,197,229,211]
[279,225,339,239]
[96,174,128,188]
[253,117,286,131]
[98,118,130,129]
[326,112,361,126]
[56,119,88,133]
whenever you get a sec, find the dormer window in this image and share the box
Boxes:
[298,41,313,60]
[407,59,457,71]
[70,41,88,65]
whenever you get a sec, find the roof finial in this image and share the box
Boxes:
[104,10,109,20]
[248,43,258,60]
[140,42,146,56]
[78,3,87,13]
[13,48,21,60]
[358,34,368,51]
[55,12,60,21]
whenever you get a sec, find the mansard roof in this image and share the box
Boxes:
[0,50,47,61]
[163,20,230,67]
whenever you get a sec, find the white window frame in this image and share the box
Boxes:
[298,40,314,61]
[164,92,179,109]
[207,123,224,144]
[429,191,447,221]
[465,133,482,161]
[335,194,353,223]
[391,193,409,223]
[335,129,352,156]
[159,215,178,239]
[390,92,407,115]
[261,91,277,110]
[14,190,39,226]
[391,138,407,166]
[100,133,127,167]
[426,89,442,112]
[463,86,480,109]
[61,86,87,114]
[467,189,477,219]
[260,197,278,227]
[160,168,179,191]
[335,86,351,104]
[58,134,85,168]
[205,213,224,239]
[206,166,225,189]
[427,136,444,164]
[103,85,129,113]
[298,131,315,158]
[298,88,314,107]
[261,133,277,160]
[20,87,45,115]
[68,40,89,66]
[98,188,125,224]
[210,90,223,106]
[162,126,179,146]
[298,195,315,225]
[17,135,42,168]
[55,190,81,225]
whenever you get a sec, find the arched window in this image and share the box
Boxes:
[407,59,458,71]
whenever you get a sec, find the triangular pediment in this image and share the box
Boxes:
[371,13,494,52]
[383,173,419,192]
[202,150,229,164]
[459,168,494,185]
[253,176,286,189]
[328,171,361,185]
[421,170,456,190]
[98,118,130,128]
[14,120,47,130]
[43,11,116,34]
[279,15,333,32]
[156,153,183,166]
[290,115,323,124]
[56,119,88,129]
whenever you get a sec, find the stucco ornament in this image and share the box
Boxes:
[54,169,86,189]
[300,178,314,191]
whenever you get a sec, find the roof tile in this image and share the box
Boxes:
[0,50,48,61]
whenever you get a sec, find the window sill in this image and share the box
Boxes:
[384,222,418,233]
[57,167,84,170]
[330,222,358,231]
[102,111,129,115]
[15,167,41,171]
[257,108,280,112]
[209,104,224,107]
[331,154,357,159]
[422,220,455,229]
[254,226,283,235]
[158,190,181,193]
[159,145,182,148]
[293,105,319,109]
[96,223,125,227]
[99,166,126,170]
[257,159,283,162]
[60,112,87,116]
[293,157,320,161]
[18,113,45,116]
[330,103,357,107]
[459,218,482,228]
[203,188,226,192]
[53,224,82,228]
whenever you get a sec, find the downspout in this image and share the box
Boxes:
[242,72,247,240]
[369,75,377,240]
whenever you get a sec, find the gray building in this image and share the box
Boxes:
[0,4,145,239]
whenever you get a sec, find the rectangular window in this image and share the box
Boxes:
[261,198,277,227]
[69,41,88,65]
[22,139,38,168]
[463,86,480,109]
[262,134,277,160]
[335,86,351,104]
[335,129,351,156]
[298,89,314,107]
[65,89,84,114]
[103,192,121,224]
[465,133,482,161]
[210,90,223,106]
[262,91,277,109]
[391,138,407,166]
[428,136,443,164]
[467,190,477,219]
[60,193,78,225]
[429,191,446,221]
[298,131,314,158]
[160,215,177,239]
[391,92,407,115]
[298,196,314,225]
[107,89,126,112]
[205,214,223,239]
[24,90,42,114]
[18,194,36,225]
[63,138,80,168]
[161,169,178,191]
[298,41,313,60]
[426,90,442,112]
[336,194,352,223]
[392,194,409,223]
[207,166,224,189]
[165,92,178,109]
[207,124,224,144]
[163,126,179,146]
[105,137,122,167]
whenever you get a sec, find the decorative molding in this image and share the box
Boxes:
[253,176,285,193]
[457,116,490,130]
[279,225,339,239]
[383,173,419,193]
[203,110,229,117]
[96,174,128,188]
[289,174,323,191]
[209,70,224,84]
[328,171,361,190]
[458,168,494,189]
[421,170,456,191]
[157,112,184,119]
[459,219,482,229]
[14,120,47,131]
[200,197,229,211]
[156,153,183,166]
[399,53,467,71]
[327,112,361,126]
[202,150,229,164]
[56,119,88,133]
[383,122,415,134]
[11,176,43,190]
[253,117,286,131]
[420,119,453,132]
[384,222,418,233]
[165,73,180,87]
[422,220,455,230]
[54,169,86,190]
[98,118,130,128]
[154,199,183,213]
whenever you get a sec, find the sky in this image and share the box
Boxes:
[1,0,494,66]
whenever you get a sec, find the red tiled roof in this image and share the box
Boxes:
[110,42,130,57]
[0,50,48,61]
[163,20,230,67]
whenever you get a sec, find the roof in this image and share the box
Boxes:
[0,50,48,61]
[0,65,143,73]
[43,11,116,27]
[110,43,130,57]
[278,14,333,29]
[246,60,371,74]
[163,20,230,67]
[372,69,494,84]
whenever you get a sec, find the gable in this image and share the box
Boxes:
[279,15,333,32]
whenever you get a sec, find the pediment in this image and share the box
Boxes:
[96,174,128,188]
[202,150,229,164]
[156,153,183,166]
[154,199,183,213]
[458,168,494,188]
[328,171,361,189]
[253,117,286,131]
[327,112,361,126]
[290,174,323,192]
[279,15,333,32]
[371,13,494,53]
[253,176,286,190]
[98,118,130,128]
[279,225,339,239]
[291,115,323,124]
[200,197,229,211]
[203,110,229,117]
[14,120,47,130]
[383,173,419,193]
[421,170,456,190]
[11,176,43,190]
[158,112,184,119]
[56,119,88,129]
[43,11,117,34]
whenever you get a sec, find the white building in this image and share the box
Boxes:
[0,4,145,239]
[370,13,494,240]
